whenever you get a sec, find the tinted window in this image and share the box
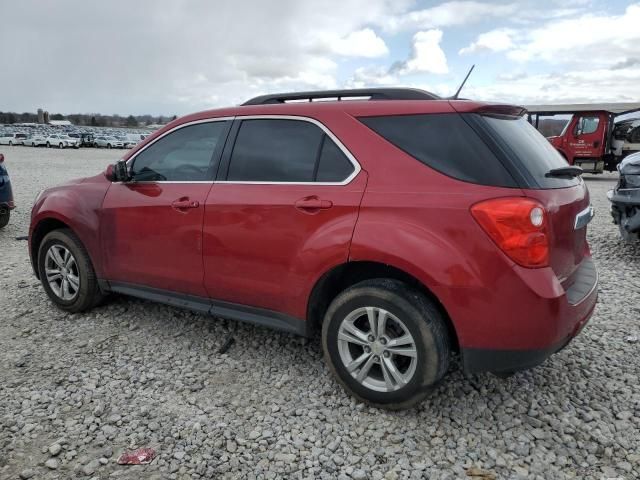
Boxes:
[228,119,323,182]
[482,115,579,188]
[316,136,355,182]
[132,121,229,181]
[360,113,516,187]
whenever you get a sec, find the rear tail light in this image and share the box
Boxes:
[471,197,549,268]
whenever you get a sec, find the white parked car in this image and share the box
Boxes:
[93,136,124,148]
[26,135,48,147]
[46,134,80,149]
[0,133,28,145]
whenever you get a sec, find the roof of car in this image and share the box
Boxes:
[176,98,512,124]
[123,89,523,160]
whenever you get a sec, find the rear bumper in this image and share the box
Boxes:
[455,256,598,374]
[462,300,594,373]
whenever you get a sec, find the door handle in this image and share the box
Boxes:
[295,196,333,213]
[171,198,200,210]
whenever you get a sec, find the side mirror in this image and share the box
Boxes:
[104,160,131,182]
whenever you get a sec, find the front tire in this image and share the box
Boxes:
[107,144,112,149]
[0,208,9,228]
[37,229,105,313]
[8,141,12,146]
[322,279,450,410]
[58,143,64,149]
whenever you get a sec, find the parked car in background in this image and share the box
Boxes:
[608,151,640,241]
[79,133,95,147]
[45,134,79,149]
[94,136,124,149]
[60,135,80,149]
[29,88,598,409]
[0,132,28,146]
[26,134,48,147]
[0,153,14,228]
[115,135,136,148]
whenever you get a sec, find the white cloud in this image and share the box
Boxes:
[393,30,449,75]
[381,1,518,33]
[464,67,640,104]
[346,66,399,88]
[507,3,640,67]
[325,28,389,58]
[459,28,516,55]
[0,0,398,114]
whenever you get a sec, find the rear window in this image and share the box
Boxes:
[481,115,580,188]
[359,113,517,187]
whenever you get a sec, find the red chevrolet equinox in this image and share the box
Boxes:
[29,89,598,409]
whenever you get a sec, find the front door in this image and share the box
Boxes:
[100,119,231,296]
[203,117,365,319]
[567,114,606,163]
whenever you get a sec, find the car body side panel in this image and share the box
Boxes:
[29,174,111,277]
[203,173,367,319]
[344,112,595,351]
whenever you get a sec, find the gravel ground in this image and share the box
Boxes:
[1,145,639,480]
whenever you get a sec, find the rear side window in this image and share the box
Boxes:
[481,115,580,188]
[316,136,355,182]
[227,119,355,183]
[360,113,517,187]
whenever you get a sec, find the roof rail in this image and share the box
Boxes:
[241,88,440,106]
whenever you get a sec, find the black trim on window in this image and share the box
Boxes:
[216,119,242,181]
[312,135,326,181]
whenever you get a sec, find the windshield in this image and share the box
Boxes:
[482,115,580,188]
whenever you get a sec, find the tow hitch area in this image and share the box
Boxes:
[608,152,640,241]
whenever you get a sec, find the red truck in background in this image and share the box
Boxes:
[526,103,640,173]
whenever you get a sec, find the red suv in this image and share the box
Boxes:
[29,89,598,409]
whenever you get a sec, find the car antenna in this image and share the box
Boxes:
[452,65,475,99]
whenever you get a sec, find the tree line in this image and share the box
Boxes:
[0,111,178,127]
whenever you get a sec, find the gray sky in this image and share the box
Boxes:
[2,0,639,116]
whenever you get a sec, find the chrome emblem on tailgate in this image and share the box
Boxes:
[574,205,594,230]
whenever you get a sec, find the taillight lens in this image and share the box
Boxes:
[471,197,549,268]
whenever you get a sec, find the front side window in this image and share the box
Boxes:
[575,116,599,136]
[131,121,229,181]
[227,118,355,183]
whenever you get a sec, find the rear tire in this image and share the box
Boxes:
[322,279,450,410]
[37,229,105,313]
[8,141,12,146]
[107,144,112,149]
[46,142,51,148]
[0,209,9,228]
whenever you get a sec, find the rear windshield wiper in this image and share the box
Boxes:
[545,166,583,178]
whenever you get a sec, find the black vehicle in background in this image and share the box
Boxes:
[0,153,14,228]
[608,152,640,241]
[68,133,95,147]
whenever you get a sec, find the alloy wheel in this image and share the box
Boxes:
[45,245,80,301]
[337,307,417,392]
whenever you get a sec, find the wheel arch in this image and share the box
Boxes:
[30,217,73,278]
[307,260,459,352]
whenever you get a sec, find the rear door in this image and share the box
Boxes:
[202,116,365,319]
[100,119,231,296]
